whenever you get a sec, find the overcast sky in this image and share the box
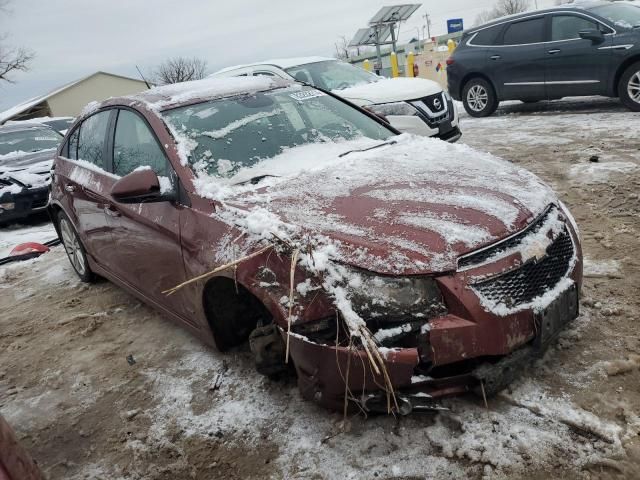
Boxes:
[0,0,555,111]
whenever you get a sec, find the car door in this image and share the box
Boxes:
[103,108,194,324]
[545,13,613,97]
[57,110,117,265]
[487,16,548,100]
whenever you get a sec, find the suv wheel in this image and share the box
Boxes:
[58,211,94,282]
[462,78,498,117]
[619,61,640,112]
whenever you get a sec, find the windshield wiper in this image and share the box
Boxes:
[339,140,397,158]
[234,174,280,186]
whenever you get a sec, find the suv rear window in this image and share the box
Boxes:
[471,25,503,46]
[502,17,546,45]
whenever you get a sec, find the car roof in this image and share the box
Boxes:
[467,1,611,32]
[214,56,335,75]
[87,76,295,115]
[0,122,53,134]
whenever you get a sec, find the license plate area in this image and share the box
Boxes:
[534,283,579,349]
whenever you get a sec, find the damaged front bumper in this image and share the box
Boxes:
[284,207,582,414]
[287,284,579,414]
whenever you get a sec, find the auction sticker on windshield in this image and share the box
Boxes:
[289,90,326,101]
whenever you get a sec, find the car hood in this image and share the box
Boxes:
[0,150,53,191]
[213,135,558,275]
[335,77,443,106]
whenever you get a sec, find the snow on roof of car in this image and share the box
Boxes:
[87,76,293,115]
[213,56,335,75]
[0,122,55,133]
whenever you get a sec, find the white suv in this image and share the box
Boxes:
[212,57,461,142]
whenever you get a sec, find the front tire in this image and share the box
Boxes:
[619,61,640,112]
[58,211,94,283]
[462,78,498,117]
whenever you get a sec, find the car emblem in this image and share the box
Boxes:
[433,98,442,110]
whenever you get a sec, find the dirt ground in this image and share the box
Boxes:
[1,97,639,479]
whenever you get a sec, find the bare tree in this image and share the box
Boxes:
[475,0,531,26]
[334,35,350,61]
[0,0,35,83]
[152,57,208,85]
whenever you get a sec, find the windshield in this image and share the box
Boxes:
[590,3,640,29]
[162,85,393,178]
[0,127,62,156]
[285,60,378,91]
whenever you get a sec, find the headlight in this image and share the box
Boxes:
[0,202,15,211]
[368,101,419,117]
[347,269,447,321]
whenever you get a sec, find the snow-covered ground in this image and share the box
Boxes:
[1,96,639,479]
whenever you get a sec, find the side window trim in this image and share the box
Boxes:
[467,10,616,48]
[105,109,118,173]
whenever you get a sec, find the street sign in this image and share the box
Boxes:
[447,18,464,34]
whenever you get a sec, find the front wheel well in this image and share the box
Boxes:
[460,73,497,100]
[613,55,640,96]
[202,276,273,351]
[48,203,63,240]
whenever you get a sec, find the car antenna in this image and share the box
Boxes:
[135,65,152,89]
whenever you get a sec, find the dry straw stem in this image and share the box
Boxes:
[285,248,301,363]
[162,244,274,296]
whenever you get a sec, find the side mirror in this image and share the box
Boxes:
[111,168,173,204]
[579,29,604,43]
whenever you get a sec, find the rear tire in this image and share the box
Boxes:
[462,77,499,117]
[619,61,640,112]
[57,211,94,283]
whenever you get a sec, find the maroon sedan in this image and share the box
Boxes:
[49,77,582,413]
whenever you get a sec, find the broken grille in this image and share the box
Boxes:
[472,228,574,308]
[459,206,554,270]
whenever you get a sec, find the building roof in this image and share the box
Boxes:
[0,71,148,124]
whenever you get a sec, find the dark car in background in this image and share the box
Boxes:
[447,1,640,116]
[0,123,62,223]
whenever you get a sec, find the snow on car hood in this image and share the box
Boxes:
[0,149,53,196]
[336,77,443,106]
[197,135,558,275]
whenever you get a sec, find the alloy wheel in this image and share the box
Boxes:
[467,84,489,112]
[628,71,640,104]
[60,218,86,276]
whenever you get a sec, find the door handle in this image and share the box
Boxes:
[64,184,76,193]
[490,55,501,60]
[104,204,121,217]
[548,49,561,54]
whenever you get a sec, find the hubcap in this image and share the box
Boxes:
[467,84,489,112]
[628,71,640,104]
[60,219,86,276]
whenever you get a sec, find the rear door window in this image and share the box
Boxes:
[502,17,546,45]
[77,110,111,167]
[551,15,599,41]
[112,109,168,177]
[471,25,504,46]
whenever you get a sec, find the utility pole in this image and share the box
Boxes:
[424,13,431,40]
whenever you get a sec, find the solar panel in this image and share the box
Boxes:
[369,4,421,25]
[348,25,392,46]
